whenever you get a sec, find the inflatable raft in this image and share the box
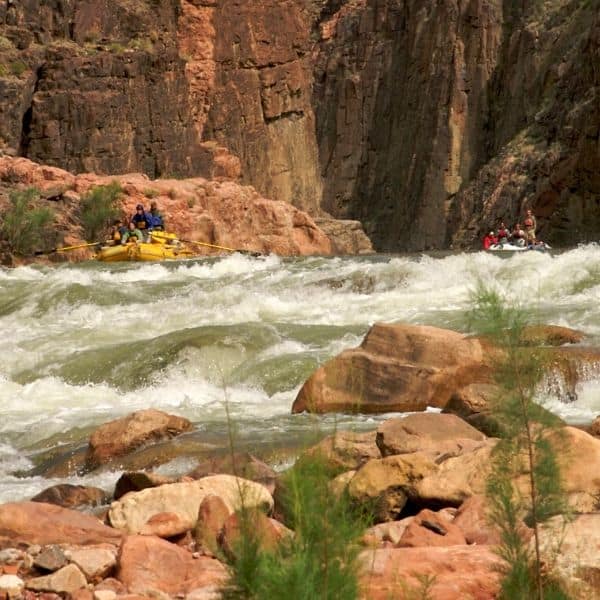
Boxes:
[96,231,196,262]
[488,242,551,252]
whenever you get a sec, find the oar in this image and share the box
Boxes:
[34,241,103,256]
[180,238,261,257]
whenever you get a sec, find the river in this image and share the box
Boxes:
[1,245,599,503]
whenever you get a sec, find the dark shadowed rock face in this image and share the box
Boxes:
[0,0,597,250]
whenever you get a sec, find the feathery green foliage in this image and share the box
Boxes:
[80,182,122,241]
[0,187,55,255]
[468,282,570,600]
[223,453,369,600]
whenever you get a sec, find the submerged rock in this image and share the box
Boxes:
[86,409,193,469]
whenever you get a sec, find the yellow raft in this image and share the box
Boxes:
[96,231,196,262]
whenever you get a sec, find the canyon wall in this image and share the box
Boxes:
[0,0,597,250]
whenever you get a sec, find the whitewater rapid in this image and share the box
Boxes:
[1,245,599,502]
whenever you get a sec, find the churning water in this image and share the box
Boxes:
[1,245,599,502]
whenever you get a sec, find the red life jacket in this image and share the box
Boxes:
[524,217,534,228]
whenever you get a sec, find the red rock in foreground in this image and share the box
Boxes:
[359,545,502,600]
[0,502,122,547]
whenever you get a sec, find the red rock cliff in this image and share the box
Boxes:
[0,0,597,250]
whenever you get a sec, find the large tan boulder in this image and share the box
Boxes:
[86,409,193,468]
[292,323,493,414]
[116,535,227,596]
[415,440,497,506]
[536,513,600,596]
[304,430,381,471]
[359,545,502,600]
[546,426,600,512]
[109,475,273,536]
[347,453,437,521]
[376,413,487,458]
[0,502,122,547]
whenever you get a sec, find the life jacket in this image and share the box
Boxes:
[498,228,509,239]
[483,236,492,250]
[132,213,149,230]
[113,230,121,242]
[524,217,534,228]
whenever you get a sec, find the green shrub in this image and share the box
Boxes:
[469,284,571,599]
[144,188,159,199]
[224,453,369,600]
[80,182,122,241]
[0,188,55,255]
[0,63,8,77]
[9,61,27,77]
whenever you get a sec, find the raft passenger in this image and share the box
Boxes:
[497,222,510,244]
[131,204,150,234]
[121,222,144,244]
[109,219,127,245]
[511,223,527,247]
[147,201,165,232]
[523,209,537,243]
[483,231,498,250]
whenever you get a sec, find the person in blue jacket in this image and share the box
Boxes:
[147,201,165,231]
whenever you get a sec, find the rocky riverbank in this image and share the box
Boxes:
[0,156,373,266]
[1,322,600,598]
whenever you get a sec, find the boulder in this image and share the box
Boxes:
[303,430,381,471]
[536,513,600,595]
[187,453,278,495]
[64,547,117,582]
[347,453,437,521]
[359,545,502,599]
[414,441,497,506]
[544,426,600,512]
[0,574,24,599]
[518,325,585,346]
[116,535,227,596]
[26,564,87,594]
[376,413,487,459]
[362,519,414,547]
[397,509,467,548]
[0,502,122,547]
[31,484,109,510]
[293,323,493,414]
[591,417,600,437]
[114,472,177,501]
[109,475,273,536]
[33,546,68,572]
[86,409,193,468]
[452,495,502,545]
[219,510,293,561]
[193,495,232,555]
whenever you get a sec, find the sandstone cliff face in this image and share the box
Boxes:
[0,0,597,250]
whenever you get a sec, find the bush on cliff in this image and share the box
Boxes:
[469,284,571,599]
[0,187,55,255]
[224,454,368,600]
[80,182,122,241]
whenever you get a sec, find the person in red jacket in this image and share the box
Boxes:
[483,231,498,250]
